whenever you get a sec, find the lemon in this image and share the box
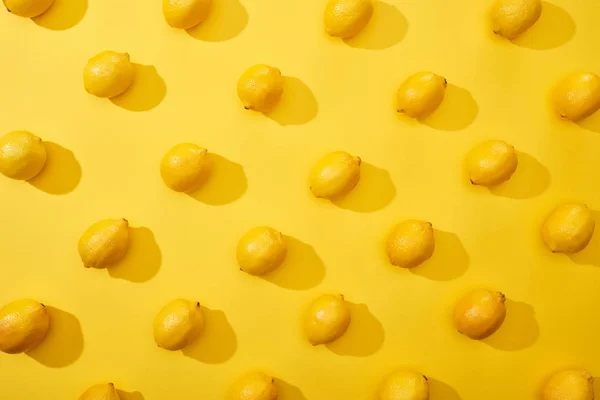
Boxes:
[378,370,429,400]
[454,289,506,340]
[160,143,210,193]
[542,203,595,254]
[0,130,47,181]
[163,0,211,29]
[78,218,130,268]
[386,220,435,268]
[83,51,135,99]
[490,0,542,39]
[237,227,287,276]
[3,0,53,17]
[466,140,518,186]
[229,371,278,400]
[0,299,50,354]
[542,370,594,400]
[304,294,351,345]
[552,72,600,122]
[324,0,373,39]
[237,65,284,113]
[79,383,120,400]
[397,72,447,119]
[153,299,204,351]
[309,151,361,199]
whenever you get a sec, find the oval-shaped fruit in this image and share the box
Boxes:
[397,72,447,119]
[454,289,506,340]
[466,140,518,186]
[324,0,373,39]
[542,203,595,254]
[237,65,284,113]
[378,370,429,400]
[229,371,278,400]
[83,51,135,99]
[163,0,211,29]
[160,143,210,193]
[542,370,594,400]
[79,383,120,400]
[386,220,435,268]
[78,218,130,268]
[0,299,50,354]
[309,151,361,199]
[153,299,204,351]
[0,130,47,181]
[552,72,600,122]
[491,0,542,40]
[304,294,351,345]
[2,0,53,17]
[236,227,287,276]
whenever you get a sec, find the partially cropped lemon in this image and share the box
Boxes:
[304,294,351,345]
[3,0,53,17]
[378,370,429,400]
[491,0,542,40]
[397,72,447,119]
[160,143,210,193]
[466,140,518,186]
[0,299,50,354]
[0,130,47,180]
[237,227,287,276]
[309,151,361,199]
[163,0,211,29]
[552,72,600,122]
[83,51,135,99]
[78,218,130,268]
[386,220,435,268]
[79,383,120,400]
[454,289,506,340]
[542,203,595,254]
[542,370,594,400]
[229,371,278,400]
[324,0,373,39]
[153,299,204,351]
[237,65,284,113]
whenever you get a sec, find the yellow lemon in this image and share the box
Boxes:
[542,370,594,400]
[2,0,53,17]
[490,0,542,40]
[160,143,210,193]
[163,0,211,29]
[552,72,600,121]
[454,289,506,340]
[542,203,595,254]
[378,370,429,400]
[386,220,435,268]
[304,294,351,345]
[237,65,284,113]
[324,0,373,39]
[397,72,447,119]
[78,218,130,268]
[0,130,47,180]
[0,299,50,354]
[466,140,518,186]
[79,383,120,400]
[83,51,135,99]
[236,227,287,276]
[309,151,361,199]
[229,371,278,400]
[153,299,204,351]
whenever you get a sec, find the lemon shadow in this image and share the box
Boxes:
[332,162,396,213]
[512,2,575,50]
[428,377,462,400]
[576,109,600,133]
[28,142,81,195]
[264,236,325,290]
[265,77,318,126]
[117,390,145,400]
[422,84,478,131]
[32,0,87,30]
[483,300,539,351]
[276,380,308,400]
[110,64,166,112]
[108,227,161,282]
[343,1,407,50]
[182,308,237,364]
[186,0,248,41]
[569,210,600,267]
[593,378,600,397]
[411,230,469,281]
[490,152,551,199]
[326,302,384,357]
[27,307,83,367]
[188,154,247,205]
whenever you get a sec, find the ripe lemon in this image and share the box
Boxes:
[237,65,284,113]
[78,218,130,268]
[542,370,594,400]
[0,299,50,354]
[304,294,351,345]
[237,227,287,276]
[466,140,518,186]
[386,220,435,268]
[79,383,120,400]
[153,299,204,351]
[309,151,361,199]
[0,130,47,180]
[397,72,447,119]
[454,289,506,340]
[491,0,542,40]
[542,203,595,254]
[83,51,135,99]
[2,0,53,17]
[160,143,210,193]
[229,371,278,400]
[552,72,600,122]
[378,370,429,400]
[324,0,373,39]
[163,0,211,29]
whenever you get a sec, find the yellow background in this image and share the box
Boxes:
[1,0,600,398]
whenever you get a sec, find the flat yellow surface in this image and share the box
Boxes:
[1,0,600,398]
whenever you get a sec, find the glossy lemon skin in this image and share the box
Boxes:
[324,0,373,39]
[0,299,50,354]
[2,0,53,17]
[454,289,506,340]
[309,151,361,199]
[160,143,210,193]
[163,0,211,29]
[397,72,447,119]
[83,51,135,99]
[378,370,429,400]
[491,0,542,40]
[552,72,600,122]
[542,370,594,400]
[228,371,278,400]
[304,294,351,346]
[236,227,287,276]
[466,140,518,186]
[0,130,47,180]
[79,383,120,400]
[542,203,595,254]
[237,65,284,113]
[153,299,204,351]
[78,218,130,268]
[386,220,435,268]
